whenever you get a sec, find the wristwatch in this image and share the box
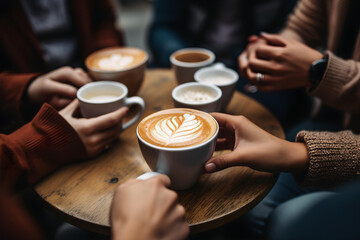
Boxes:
[308,56,328,89]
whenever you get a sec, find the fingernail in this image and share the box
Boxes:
[260,31,268,36]
[205,163,216,172]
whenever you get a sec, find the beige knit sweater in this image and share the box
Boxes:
[281,0,360,186]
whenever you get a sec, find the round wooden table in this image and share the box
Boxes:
[35,69,284,235]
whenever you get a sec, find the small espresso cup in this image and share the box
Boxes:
[170,48,215,84]
[77,81,145,130]
[136,108,219,190]
[172,82,222,113]
[195,63,239,111]
[85,47,148,96]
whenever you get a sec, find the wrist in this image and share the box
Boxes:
[308,54,328,89]
[285,142,309,175]
[112,220,157,240]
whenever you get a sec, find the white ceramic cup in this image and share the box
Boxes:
[194,63,239,111]
[85,47,148,96]
[172,82,222,113]
[170,48,215,84]
[136,108,219,190]
[77,81,145,130]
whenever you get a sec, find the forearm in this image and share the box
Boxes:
[296,130,360,186]
[308,51,360,113]
[280,0,326,47]
[1,103,87,188]
[0,72,39,119]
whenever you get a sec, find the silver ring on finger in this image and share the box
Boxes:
[256,73,264,84]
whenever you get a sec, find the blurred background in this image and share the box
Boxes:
[115,0,152,52]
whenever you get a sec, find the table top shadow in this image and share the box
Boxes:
[35,69,284,235]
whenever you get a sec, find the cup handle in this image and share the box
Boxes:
[136,172,161,180]
[123,96,145,130]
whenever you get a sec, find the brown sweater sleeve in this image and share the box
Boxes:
[0,103,87,188]
[308,51,360,113]
[280,0,327,48]
[0,72,38,119]
[296,130,360,187]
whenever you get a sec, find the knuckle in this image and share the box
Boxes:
[60,66,73,73]
[177,204,186,216]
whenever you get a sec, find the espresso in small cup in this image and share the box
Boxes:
[85,47,148,96]
[170,48,215,84]
[77,81,145,130]
[172,82,222,112]
[137,108,218,190]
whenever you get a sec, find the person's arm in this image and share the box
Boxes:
[148,0,190,67]
[204,113,360,187]
[295,130,360,186]
[0,103,87,188]
[110,175,189,240]
[308,51,360,113]
[280,0,327,48]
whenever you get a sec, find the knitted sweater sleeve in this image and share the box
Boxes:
[296,130,360,186]
[308,51,360,113]
[0,103,87,189]
[280,0,327,47]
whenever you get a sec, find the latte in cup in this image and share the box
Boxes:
[86,47,147,71]
[172,82,222,112]
[138,109,217,148]
[81,88,123,103]
[137,108,219,190]
[85,47,148,96]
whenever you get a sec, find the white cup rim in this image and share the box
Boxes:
[85,47,149,73]
[172,82,222,106]
[194,64,239,86]
[77,81,128,105]
[170,48,215,68]
[136,109,219,151]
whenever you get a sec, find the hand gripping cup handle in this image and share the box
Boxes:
[122,96,145,130]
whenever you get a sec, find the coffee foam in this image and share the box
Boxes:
[86,47,146,71]
[201,75,233,85]
[138,109,217,148]
[177,89,216,104]
[98,54,134,70]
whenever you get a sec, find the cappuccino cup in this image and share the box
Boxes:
[85,47,148,96]
[77,81,145,130]
[136,108,219,190]
[170,48,215,84]
[172,82,222,112]
[195,63,239,111]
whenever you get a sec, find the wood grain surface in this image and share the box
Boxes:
[35,69,284,235]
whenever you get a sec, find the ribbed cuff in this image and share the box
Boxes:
[308,51,351,102]
[296,130,360,187]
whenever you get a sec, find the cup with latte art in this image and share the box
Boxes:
[137,108,218,190]
[85,47,148,96]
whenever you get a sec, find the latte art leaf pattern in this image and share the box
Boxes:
[152,114,203,146]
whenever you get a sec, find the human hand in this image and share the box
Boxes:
[110,175,189,240]
[204,113,309,175]
[59,99,128,157]
[27,66,92,110]
[238,35,267,79]
[244,33,323,91]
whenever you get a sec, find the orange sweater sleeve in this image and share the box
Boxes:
[0,103,87,189]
